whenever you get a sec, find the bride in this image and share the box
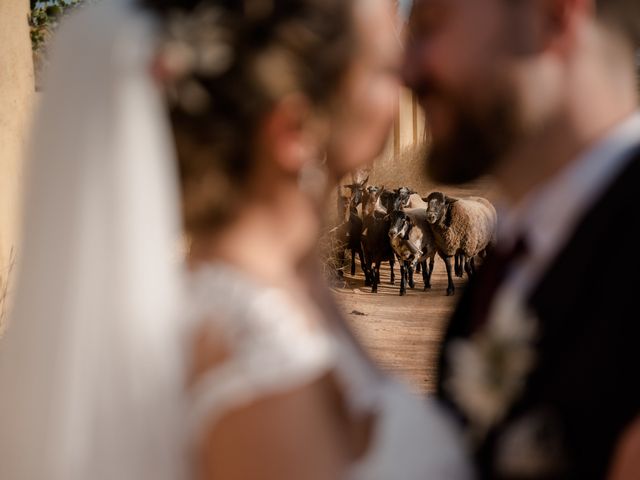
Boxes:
[0,0,471,479]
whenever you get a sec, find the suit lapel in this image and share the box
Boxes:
[528,147,640,324]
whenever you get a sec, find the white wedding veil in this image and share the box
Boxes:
[0,1,187,479]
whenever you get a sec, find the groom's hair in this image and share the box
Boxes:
[595,0,640,47]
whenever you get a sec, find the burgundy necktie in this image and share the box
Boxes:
[470,236,529,331]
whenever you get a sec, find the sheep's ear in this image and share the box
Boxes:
[444,202,456,228]
[445,195,459,205]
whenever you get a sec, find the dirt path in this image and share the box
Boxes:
[332,260,468,394]
[331,158,494,394]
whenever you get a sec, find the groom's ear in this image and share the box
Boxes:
[260,93,318,174]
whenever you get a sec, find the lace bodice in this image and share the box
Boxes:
[186,263,473,480]
[187,264,335,436]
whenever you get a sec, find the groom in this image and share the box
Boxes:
[405,0,640,478]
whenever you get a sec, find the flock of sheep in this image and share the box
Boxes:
[335,177,498,296]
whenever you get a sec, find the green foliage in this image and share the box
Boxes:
[29,0,89,89]
[29,1,83,52]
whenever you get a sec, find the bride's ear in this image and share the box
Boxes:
[260,94,324,174]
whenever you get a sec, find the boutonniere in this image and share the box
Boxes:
[445,293,538,441]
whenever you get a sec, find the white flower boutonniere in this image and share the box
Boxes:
[446,293,538,441]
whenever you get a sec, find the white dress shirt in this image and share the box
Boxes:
[492,112,640,314]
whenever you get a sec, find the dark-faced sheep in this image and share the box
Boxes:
[388,209,437,296]
[424,192,497,296]
[336,182,367,278]
[392,186,415,210]
[362,186,396,293]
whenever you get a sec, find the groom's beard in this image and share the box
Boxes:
[419,82,520,185]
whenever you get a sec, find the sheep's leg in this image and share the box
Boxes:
[426,256,435,289]
[350,249,356,276]
[455,254,464,278]
[444,256,455,296]
[389,255,395,285]
[399,262,407,296]
[364,268,372,286]
[371,261,381,293]
[461,257,468,277]
[416,262,422,274]
[408,263,415,289]
[357,247,368,280]
[464,257,476,279]
[421,260,431,290]
[363,251,372,287]
[464,256,473,278]
[469,256,477,276]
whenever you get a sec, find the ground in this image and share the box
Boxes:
[333,260,464,394]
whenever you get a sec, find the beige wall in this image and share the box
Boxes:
[369,87,430,190]
[0,0,34,329]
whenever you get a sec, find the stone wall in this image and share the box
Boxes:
[0,0,34,331]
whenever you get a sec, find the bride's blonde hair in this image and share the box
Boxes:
[144,0,355,233]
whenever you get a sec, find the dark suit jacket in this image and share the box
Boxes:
[436,148,640,479]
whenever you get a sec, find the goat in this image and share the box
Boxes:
[336,182,367,279]
[361,186,396,293]
[388,209,438,296]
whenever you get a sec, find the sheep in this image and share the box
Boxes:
[378,187,433,276]
[405,193,429,210]
[380,187,425,283]
[369,186,416,215]
[379,189,397,214]
[336,182,368,279]
[424,192,497,296]
[361,186,396,293]
[369,187,393,217]
[388,209,438,296]
[391,188,431,275]
[362,185,424,283]
[391,186,415,210]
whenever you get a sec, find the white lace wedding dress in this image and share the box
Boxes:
[187,263,473,480]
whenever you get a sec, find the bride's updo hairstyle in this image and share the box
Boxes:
[144,0,355,233]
